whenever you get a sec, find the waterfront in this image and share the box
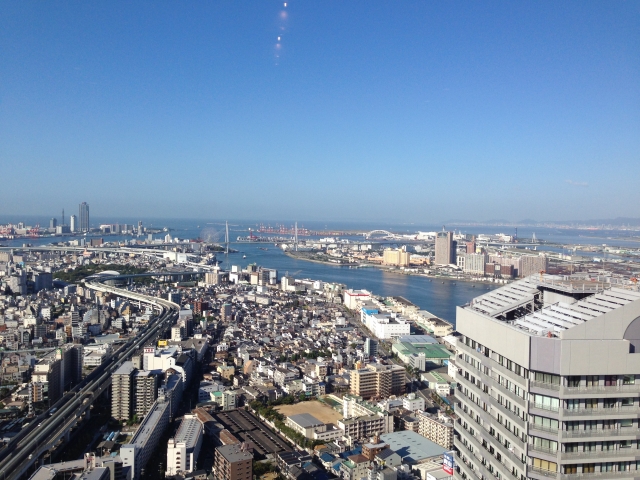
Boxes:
[4,219,640,325]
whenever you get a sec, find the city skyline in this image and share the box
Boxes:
[1,2,638,222]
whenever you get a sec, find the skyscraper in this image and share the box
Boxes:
[49,218,57,229]
[435,231,456,265]
[70,214,77,232]
[79,202,90,232]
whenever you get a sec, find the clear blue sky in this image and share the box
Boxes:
[1,1,638,223]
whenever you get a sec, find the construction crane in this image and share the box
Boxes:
[27,224,40,238]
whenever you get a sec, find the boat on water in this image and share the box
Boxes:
[243,255,247,259]
[258,247,268,251]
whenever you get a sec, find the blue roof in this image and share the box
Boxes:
[340,446,362,458]
[320,453,335,462]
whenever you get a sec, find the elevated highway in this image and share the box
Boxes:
[0,275,180,480]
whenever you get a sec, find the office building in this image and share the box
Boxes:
[364,338,379,357]
[70,214,77,232]
[112,361,136,421]
[435,231,456,265]
[134,371,158,418]
[383,247,411,267]
[49,218,57,229]
[166,414,204,476]
[79,202,90,232]
[350,363,405,399]
[454,274,640,480]
[214,444,253,480]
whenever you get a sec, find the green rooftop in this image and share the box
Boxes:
[392,342,451,360]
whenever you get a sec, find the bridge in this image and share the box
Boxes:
[0,273,181,480]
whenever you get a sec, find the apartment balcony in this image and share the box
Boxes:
[489,375,527,409]
[560,448,640,462]
[528,444,559,463]
[456,454,482,480]
[529,402,561,420]
[456,435,508,480]
[562,428,640,440]
[529,466,640,480]
[528,422,560,440]
[490,396,527,430]
[562,384,640,395]
[530,380,561,394]
[530,381,640,398]
[562,405,640,418]
[528,466,559,479]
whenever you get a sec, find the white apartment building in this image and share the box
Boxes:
[166,415,204,476]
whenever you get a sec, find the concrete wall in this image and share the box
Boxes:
[456,307,531,368]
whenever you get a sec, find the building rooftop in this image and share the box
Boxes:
[397,335,437,344]
[466,274,640,337]
[174,415,203,448]
[380,430,447,464]
[288,413,324,428]
[217,444,253,463]
[127,398,170,449]
[113,361,135,376]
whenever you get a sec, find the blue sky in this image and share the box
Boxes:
[1,1,638,223]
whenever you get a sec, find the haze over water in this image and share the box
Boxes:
[4,218,638,325]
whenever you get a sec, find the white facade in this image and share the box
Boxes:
[402,393,425,412]
[343,289,371,310]
[362,311,411,340]
[166,415,203,476]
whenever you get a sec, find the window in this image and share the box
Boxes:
[620,419,633,428]
[586,375,599,386]
[621,398,633,406]
[532,437,558,452]
[567,399,580,410]
[605,375,618,386]
[604,398,616,408]
[533,394,559,411]
[583,464,595,473]
[585,420,597,430]
[584,442,597,452]
[532,458,557,472]
[567,376,581,387]
[534,372,560,385]
[564,443,578,453]
[586,398,598,409]
[603,441,615,451]
[566,421,580,431]
[620,440,632,449]
[531,415,558,430]
[564,465,577,474]
[623,375,635,385]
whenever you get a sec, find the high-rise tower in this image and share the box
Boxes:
[79,202,90,232]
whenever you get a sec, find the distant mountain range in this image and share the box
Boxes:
[446,217,640,228]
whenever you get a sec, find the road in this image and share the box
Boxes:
[0,276,180,480]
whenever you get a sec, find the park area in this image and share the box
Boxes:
[275,400,343,424]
